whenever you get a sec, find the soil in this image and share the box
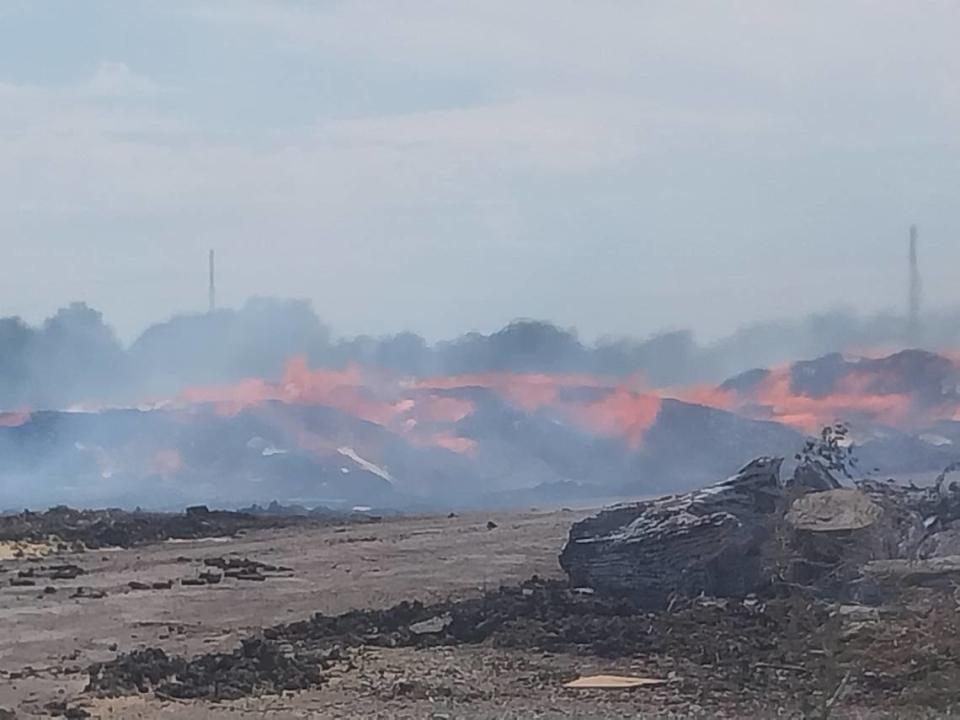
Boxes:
[3,509,960,718]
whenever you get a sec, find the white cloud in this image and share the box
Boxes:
[83,61,167,99]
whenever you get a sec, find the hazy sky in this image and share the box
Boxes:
[1,1,959,343]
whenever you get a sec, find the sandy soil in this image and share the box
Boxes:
[0,510,587,718]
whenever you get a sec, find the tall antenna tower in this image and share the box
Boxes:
[208,249,216,313]
[907,224,921,344]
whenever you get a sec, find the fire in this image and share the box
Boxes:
[180,357,479,455]
[0,410,31,428]
[571,388,662,449]
[177,363,670,453]
[722,366,928,433]
[169,350,960,459]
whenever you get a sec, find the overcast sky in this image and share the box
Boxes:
[1,1,958,343]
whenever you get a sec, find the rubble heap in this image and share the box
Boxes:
[560,456,960,605]
[559,457,785,606]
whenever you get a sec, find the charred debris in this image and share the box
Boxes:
[0,503,379,550]
[561,429,960,607]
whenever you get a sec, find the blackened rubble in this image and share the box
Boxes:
[560,452,960,605]
[86,578,827,703]
[85,575,960,711]
[0,504,366,549]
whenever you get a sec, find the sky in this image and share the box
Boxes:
[1,1,959,344]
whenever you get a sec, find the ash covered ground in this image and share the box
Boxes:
[2,505,960,719]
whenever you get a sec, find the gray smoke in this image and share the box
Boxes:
[1,298,958,411]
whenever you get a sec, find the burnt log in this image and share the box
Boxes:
[559,457,784,607]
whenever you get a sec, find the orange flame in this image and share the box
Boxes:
[571,388,662,449]
[172,351,960,457]
[0,409,31,428]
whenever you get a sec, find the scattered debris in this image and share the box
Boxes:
[235,572,266,582]
[562,454,960,606]
[0,506,327,550]
[48,564,84,580]
[70,587,107,599]
[43,700,90,719]
[409,614,452,635]
[563,674,666,689]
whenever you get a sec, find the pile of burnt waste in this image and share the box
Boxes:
[561,452,960,607]
[87,577,824,702]
[86,576,960,711]
[0,504,370,549]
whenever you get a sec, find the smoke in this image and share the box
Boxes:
[6,297,960,511]
[3,298,960,412]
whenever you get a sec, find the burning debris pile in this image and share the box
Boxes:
[4,348,960,510]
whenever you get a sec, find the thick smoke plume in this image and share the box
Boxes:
[0,298,958,411]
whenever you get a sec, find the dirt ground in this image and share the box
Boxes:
[3,509,960,719]
[0,510,591,718]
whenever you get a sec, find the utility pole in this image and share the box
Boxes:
[907,225,921,345]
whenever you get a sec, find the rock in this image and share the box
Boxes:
[559,457,784,606]
[71,587,107,599]
[409,614,453,635]
[486,521,498,530]
[235,572,266,582]
[128,581,152,591]
[48,564,84,580]
[790,460,843,492]
[917,529,960,558]
[786,489,882,532]
[43,701,90,719]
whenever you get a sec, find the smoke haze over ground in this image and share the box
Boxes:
[1,298,958,411]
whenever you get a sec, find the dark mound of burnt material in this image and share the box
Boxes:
[272,577,803,660]
[0,505,349,549]
[87,641,339,701]
[87,578,960,711]
[560,457,786,606]
[87,578,828,702]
